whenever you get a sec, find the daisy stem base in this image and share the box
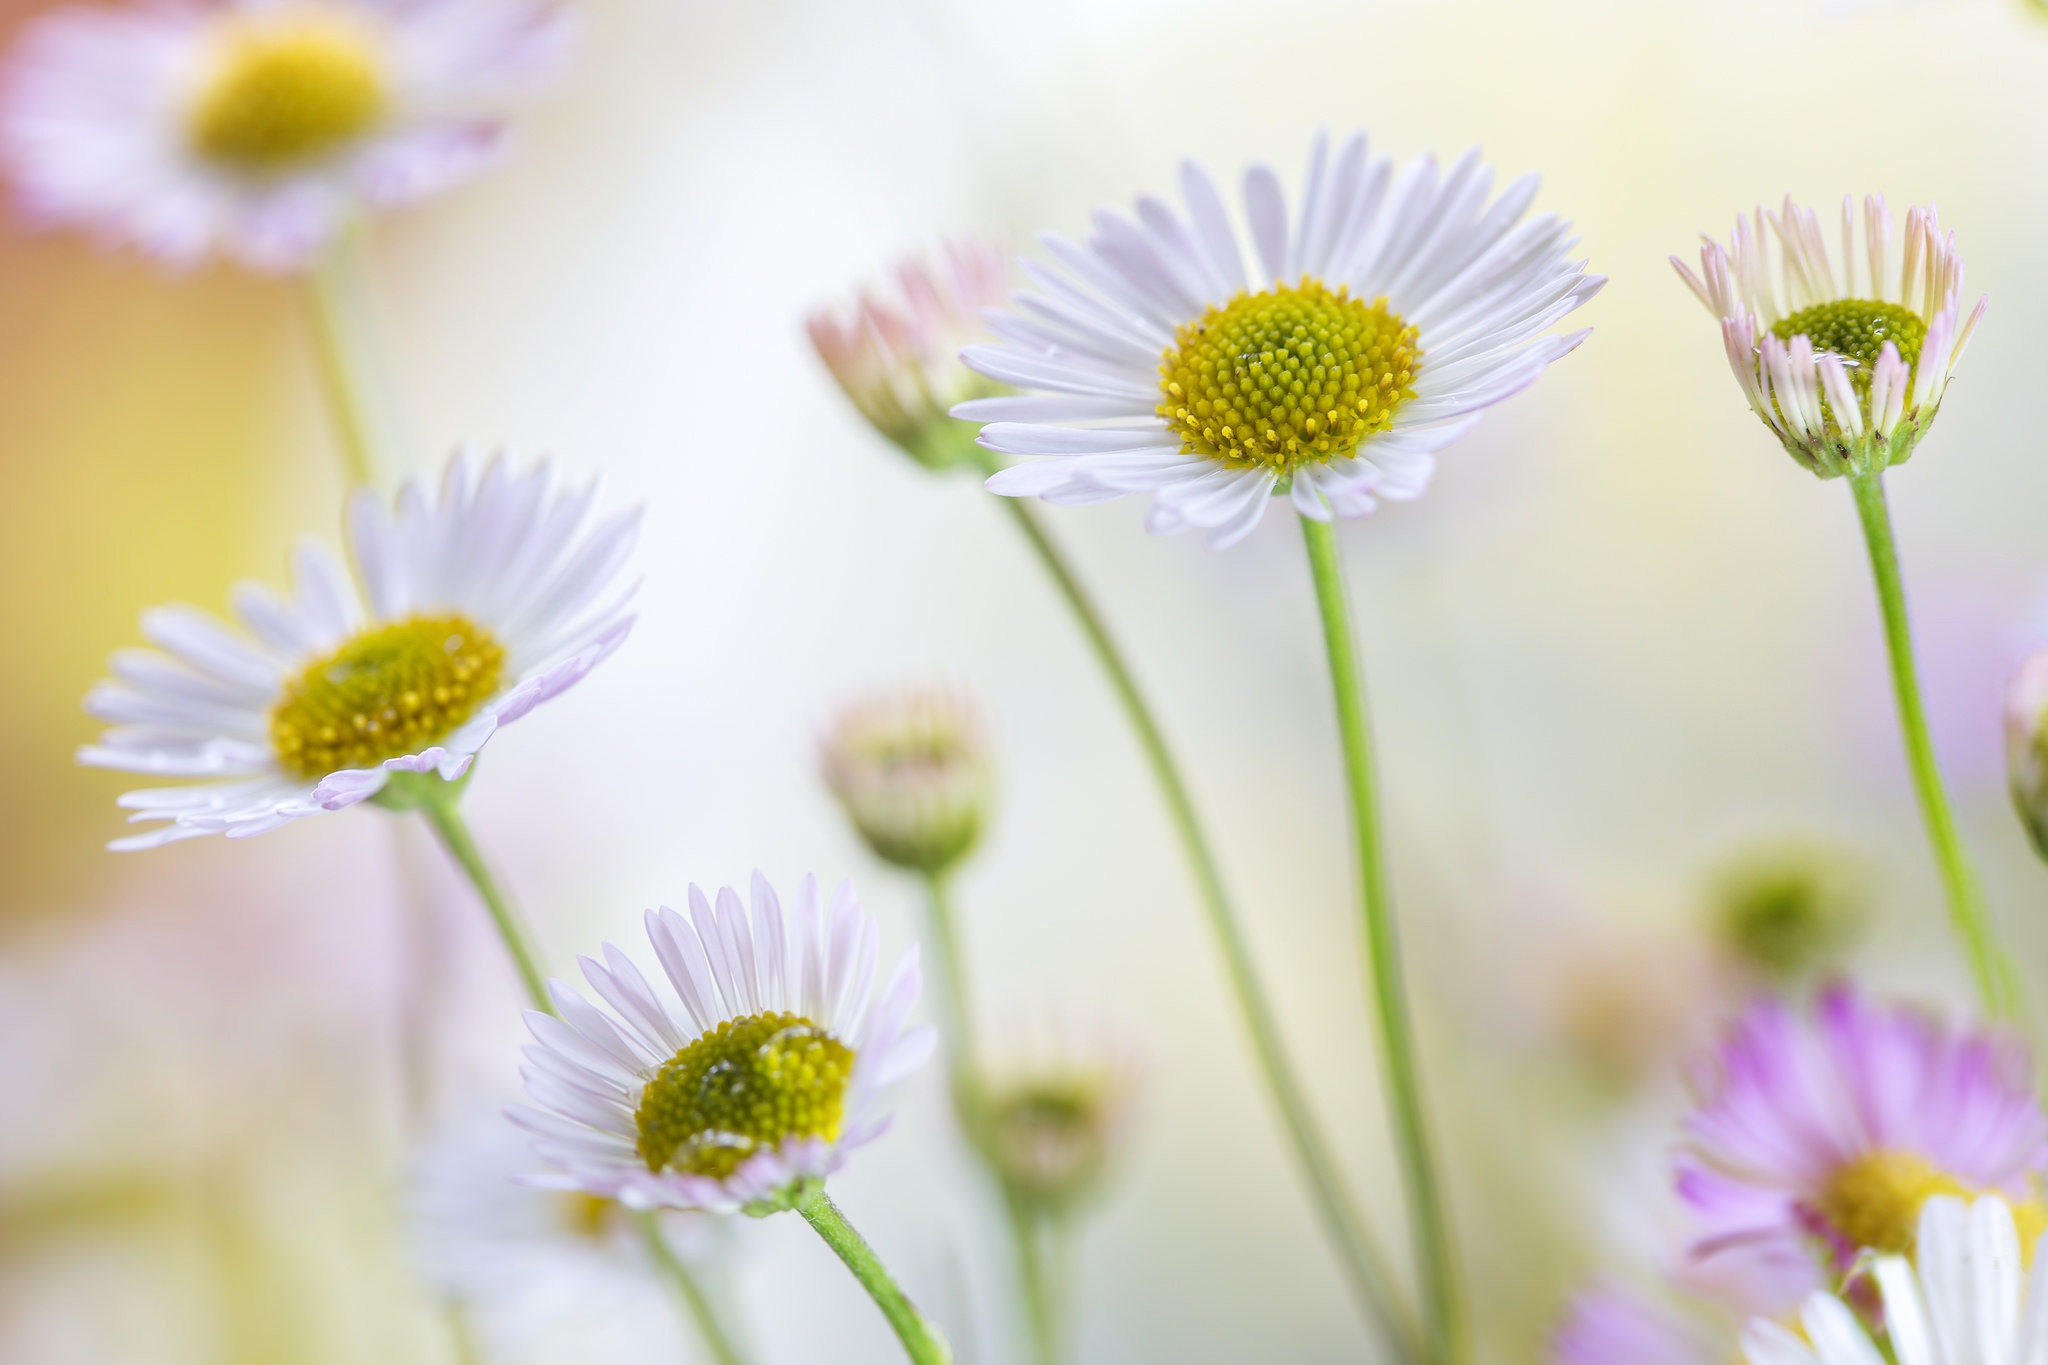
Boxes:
[1300,514,1461,1365]
[636,1210,750,1365]
[1848,471,2021,1019]
[983,467,1416,1359]
[795,1187,953,1365]
[410,780,552,1014]
[305,228,389,491]
[1002,1193,1065,1365]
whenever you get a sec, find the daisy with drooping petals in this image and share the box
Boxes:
[0,0,570,270]
[79,451,637,849]
[511,873,951,1361]
[957,129,1604,548]
[1673,197,1985,480]
[1741,1195,2048,1365]
[808,238,1010,472]
[511,873,934,1217]
[1678,984,2048,1310]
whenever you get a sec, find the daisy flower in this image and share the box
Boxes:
[1551,1284,1721,1365]
[955,129,1604,548]
[409,1110,728,1351]
[821,687,992,878]
[0,0,570,270]
[1679,984,2048,1308]
[976,1023,1142,1216]
[808,237,1011,472]
[1741,1195,2048,1365]
[511,872,935,1217]
[79,451,638,849]
[1672,196,1986,479]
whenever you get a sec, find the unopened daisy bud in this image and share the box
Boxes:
[1705,839,1866,983]
[808,239,1010,472]
[1674,196,1986,479]
[977,1038,1140,1215]
[822,690,991,876]
[2004,650,2048,860]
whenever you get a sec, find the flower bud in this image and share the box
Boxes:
[2006,650,2048,860]
[1705,839,1866,982]
[822,690,991,876]
[807,240,1009,473]
[976,1038,1140,1215]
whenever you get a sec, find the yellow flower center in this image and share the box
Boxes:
[1772,300,1927,401]
[1814,1150,1968,1254]
[635,1012,855,1181]
[1157,279,1419,473]
[188,15,387,171]
[268,614,506,780]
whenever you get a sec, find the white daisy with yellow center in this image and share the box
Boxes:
[80,452,638,848]
[956,129,1604,548]
[511,873,935,1216]
[1673,196,1986,479]
[0,0,569,269]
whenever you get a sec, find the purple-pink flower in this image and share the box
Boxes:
[1550,1285,1717,1365]
[1677,984,2047,1310]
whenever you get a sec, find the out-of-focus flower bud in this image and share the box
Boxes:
[976,1036,1140,1216]
[807,240,1009,473]
[822,689,991,876]
[2005,650,2048,860]
[1704,839,1866,982]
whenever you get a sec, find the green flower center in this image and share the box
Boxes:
[189,17,387,170]
[635,1012,855,1180]
[1771,300,1926,399]
[1157,279,1419,472]
[268,614,506,780]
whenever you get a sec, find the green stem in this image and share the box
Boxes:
[636,1211,749,1365]
[305,238,382,491]
[1001,1193,1061,1365]
[796,1188,953,1365]
[1848,472,2020,1018]
[980,457,1417,1360]
[1300,515,1460,1365]
[917,872,982,1118]
[411,783,552,1014]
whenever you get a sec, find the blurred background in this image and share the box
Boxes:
[7,0,2048,1359]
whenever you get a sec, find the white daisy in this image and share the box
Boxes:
[1740,1195,2048,1365]
[511,872,936,1216]
[821,687,992,877]
[79,451,638,849]
[955,129,1604,548]
[409,1110,727,1349]
[1672,196,1986,479]
[0,0,570,270]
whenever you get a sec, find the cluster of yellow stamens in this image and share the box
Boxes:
[635,1012,855,1180]
[1773,299,1927,403]
[188,14,388,171]
[1813,1149,2048,1259]
[268,613,506,780]
[1157,278,1419,473]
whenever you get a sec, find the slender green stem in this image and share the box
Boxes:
[1001,1192,1060,1365]
[796,1188,953,1365]
[1300,515,1460,1365]
[411,784,552,1014]
[978,455,1417,1360]
[305,239,381,491]
[636,1211,749,1365]
[917,872,982,1118]
[1848,472,2020,1019]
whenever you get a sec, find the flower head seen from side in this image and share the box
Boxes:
[976,1024,1142,1218]
[822,688,992,878]
[512,873,935,1217]
[1673,196,1986,480]
[955,129,1604,548]
[1741,1195,2048,1365]
[1679,984,2048,1309]
[808,238,1010,472]
[1551,1283,1721,1365]
[0,0,571,270]
[79,451,638,849]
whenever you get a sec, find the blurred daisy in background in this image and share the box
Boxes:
[1550,1283,1721,1365]
[79,452,638,848]
[0,0,570,270]
[958,128,1604,547]
[409,1109,728,1355]
[1678,984,2047,1310]
[511,872,934,1216]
